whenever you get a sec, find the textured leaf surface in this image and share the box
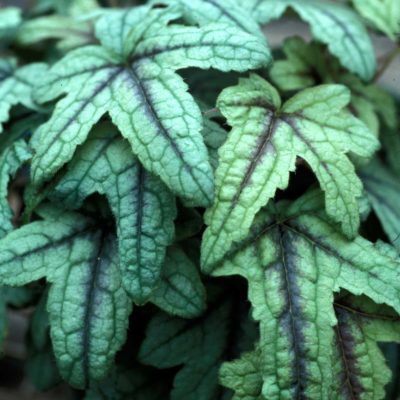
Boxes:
[208,191,400,398]
[0,209,132,389]
[360,158,400,251]
[0,59,47,134]
[202,74,377,270]
[353,0,400,40]
[31,4,271,206]
[150,246,206,318]
[51,125,176,303]
[241,0,375,80]
[154,0,265,39]
[0,140,32,238]
[332,295,400,400]
[220,349,264,400]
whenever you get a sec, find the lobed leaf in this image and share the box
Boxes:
[240,0,376,80]
[31,4,271,207]
[210,191,400,398]
[0,209,132,389]
[51,125,176,303]
[202,74,378,271]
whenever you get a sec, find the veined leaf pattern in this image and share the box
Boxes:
[238,0,376,80]
[202,74,378,271]
[51,125,176,303]
[211,191,400,399]
[31,3,271,207]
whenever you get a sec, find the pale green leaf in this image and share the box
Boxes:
[0,7,21,43]
[31,4,271,207]
[220,349,264,400]
[332,294,400,399]
[242,0,376,80]
[207,191,400,398]
[48,234,132,388]
[0,59,47,134]
[150,245,206,318]
[0,209,132,389]
[352,0,400,40]
[153,0,266,39]
[51,125,176,303]
[360,158,400,251]
[202,74,378,271]
[16,15,94,52]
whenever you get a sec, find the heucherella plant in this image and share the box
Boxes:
[0,0,399,398]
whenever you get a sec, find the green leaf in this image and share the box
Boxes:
[332,293,400,399]
[0,140,32,238]
[220,348,264,400]
[153,0,266,39]
[352,0,400,40]
[359,158,400,251]
[85,366,170,400]
[139,289,233,400]
[270,37,396,134]
[51,125,176,303]
[0,208,132,389]
[16,15,95,52]
[31,3,271,207]
[0,7,21,44]
[26,290,61,391]
[150,245,206,318]
[382,126,400,176]
[242,0,376,80]
[0,59,47,134]
[207,191,400,398]
[202,74,378,271]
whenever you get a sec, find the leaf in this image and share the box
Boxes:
[26,290,61,391]
[359,158,400,251]
[0,140,32,238]
[140,287,242,400]
[51,125,176,303]
[219,348,264,400]
[0,208,132,389]
[16,15,95,52]
[220,294,400,400]
[153,0,265,39]
[202,74,378,271]
[382,126,400,176]
[241,0,376,80]
[352,0,400,40]
[0,7,21,44]
[85,366,170,400]
[31,3,271,207]
[0,59,47,134]
[150,245,206,318]
[206,191,400,398]
[270,37,396,134]
[332,293,400,399]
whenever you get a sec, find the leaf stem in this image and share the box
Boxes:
[374,46,400,82]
